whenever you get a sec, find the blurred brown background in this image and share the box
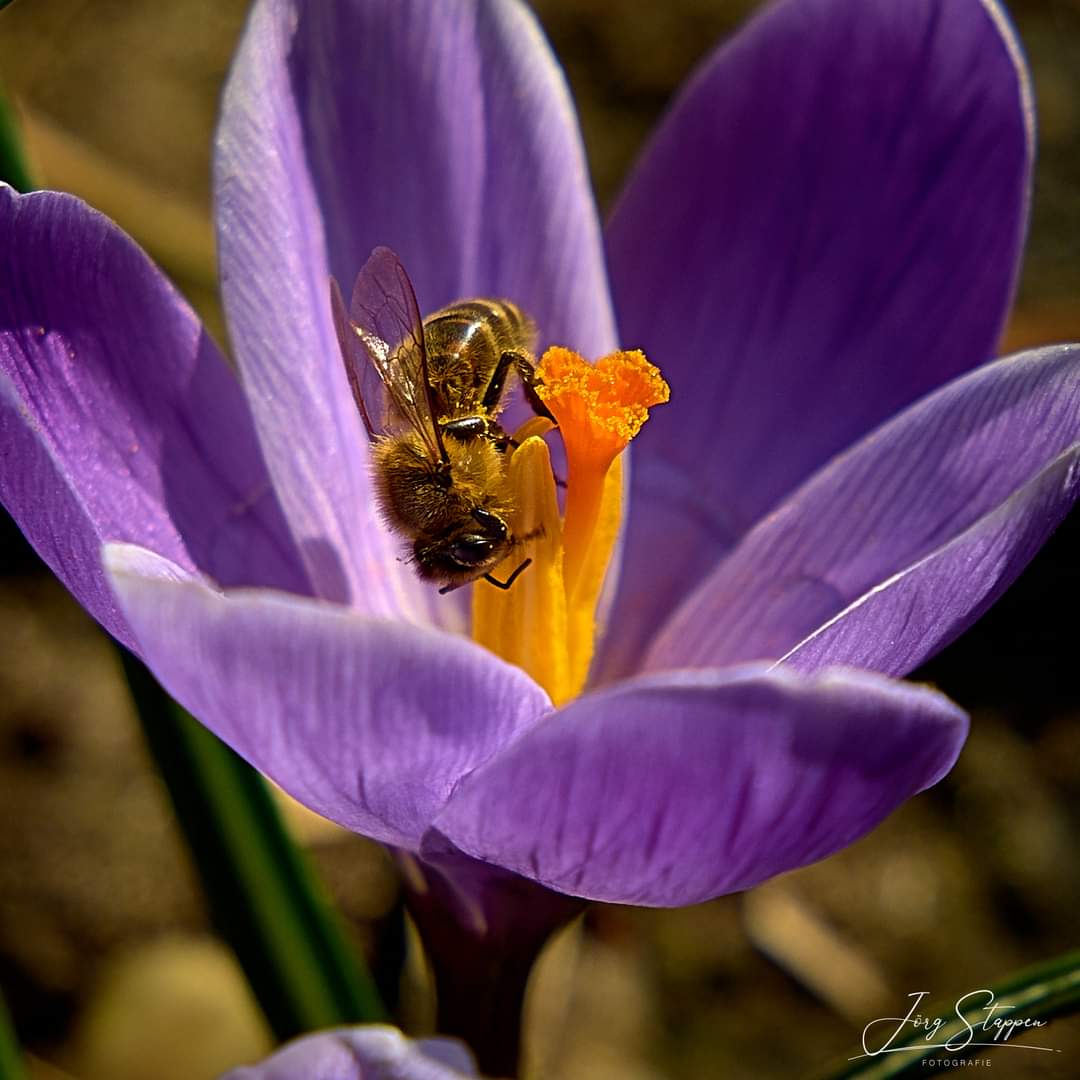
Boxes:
[0,1,1078,1077]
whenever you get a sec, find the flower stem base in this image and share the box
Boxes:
[397,844,583,1078]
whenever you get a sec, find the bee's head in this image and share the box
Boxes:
[414,506,512,587]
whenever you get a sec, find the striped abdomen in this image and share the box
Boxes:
[421,299,537,418]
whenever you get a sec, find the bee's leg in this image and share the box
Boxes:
[493,428,567,489]
[482,557,533,591]
[442,415,490,442]
[483,350,558,424]
[490,353,567,485]
[510,352,558,424]
[481,351,518,413]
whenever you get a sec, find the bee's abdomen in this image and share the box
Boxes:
[424,299,536,362]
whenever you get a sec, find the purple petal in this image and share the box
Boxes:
[645,346,1080,675]
[0,188,309,650]
[105,544,550,849]
[215,0,615,625]
[288,0,615,356]
[776,449,1080,674]
[221,1027,478,1080]
[600,0,1032,680]
[215,1,412,620]
[431,666,967,906]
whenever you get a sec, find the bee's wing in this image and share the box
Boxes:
[331,277,381,439]
[338,247,447,463]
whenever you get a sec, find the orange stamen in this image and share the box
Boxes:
[471,346,669,704]
[536,348,669,597]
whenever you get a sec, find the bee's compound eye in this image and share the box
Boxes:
[450,535,496,567]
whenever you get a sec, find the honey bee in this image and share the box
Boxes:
[331,246,549,593]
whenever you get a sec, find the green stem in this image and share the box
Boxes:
[0,90,33,193]
[400,846,583,1078]
[121,650,385,1040]
[0,990,24,1080]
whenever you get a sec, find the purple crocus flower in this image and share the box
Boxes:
[221,1026,479,1079]
[2,0,1079,1061]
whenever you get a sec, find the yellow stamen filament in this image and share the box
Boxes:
[564,452,623,696]
[472,347,669,706]
[472,434,568,699]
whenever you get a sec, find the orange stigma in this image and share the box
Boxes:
[472,346,669,705]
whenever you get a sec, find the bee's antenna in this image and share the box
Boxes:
[482,558,533,591]
[437,557,534,595]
